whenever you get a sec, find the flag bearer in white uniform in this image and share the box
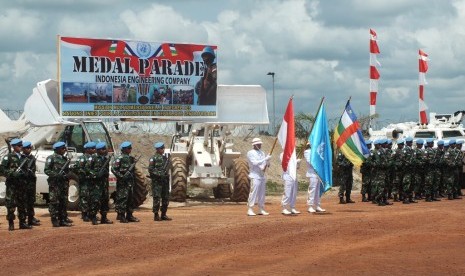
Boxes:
[304,143,326,213]
[281,152,301,215]
[247,138,271,216]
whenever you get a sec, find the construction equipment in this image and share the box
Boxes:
[168,85,269,202]
[0,79,148,209]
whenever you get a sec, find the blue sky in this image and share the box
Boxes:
[1,0,464,128]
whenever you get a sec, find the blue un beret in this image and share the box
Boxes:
[365,140,372,145]
[120,141,132,149]
[449,139,456,145]
[444,141,449,146]
[96,142,106,150]
[457,140,464,145]
[154,142,164,149]
[437,140,444,146]
[10,138,22,146]
[387,139,392,144]
[397,139,404,145]
[84,141,96,149]
[405,137,413,142]
[416,139,424,144]
[425,138,434,144]
[22,141,32,148]
[53,141,66,149]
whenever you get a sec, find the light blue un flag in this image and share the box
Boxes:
[308,103,333,196]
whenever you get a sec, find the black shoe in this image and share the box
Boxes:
[60,220,73,227]
[28,219,41,226]
[64,217,73,223]
[161,214,172,221]
[425,196,433,202]
[453,195,462,199]
[339,197,346,204]
[51,219,60,227]
[19,222,33,230]
[448,194,454,200]
[154,213,161,221]
[82,215,90,222]
[92,217,98,225]
[100,215,113,224]
[403,199,410,204]
[384,201,393,205]
[127,214,140,223]
[8,221,14,231]
[378,202,386,206]
[346,198,355,203]
[32,217,41,223]
[432,197,441,201]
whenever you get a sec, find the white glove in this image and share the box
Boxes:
[265,155,272,161]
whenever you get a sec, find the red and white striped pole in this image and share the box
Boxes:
[418,49,429,125]
[369,29,380,127]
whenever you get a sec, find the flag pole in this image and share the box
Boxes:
[296,97,325,159]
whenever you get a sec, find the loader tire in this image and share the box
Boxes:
[132,165,149,208]
[213,184,231,199]
[231,159,250,202]
[67,173,80,211]
[170,157,188,202]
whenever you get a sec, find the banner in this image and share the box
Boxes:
[59,36,218,119]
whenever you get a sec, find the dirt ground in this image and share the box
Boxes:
[1,190,465,276]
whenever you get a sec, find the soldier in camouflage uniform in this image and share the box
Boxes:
[111,141,139,223]
[435,140,446,198]
[1,138,32,231]
[22,141,41,226]
[412,139,426,200]
[384,139,395,200]
[443,140,460,200]
[360,140,373,202]
[73,141,96,222]
[424,139,440,202]
[401,137,417,204]
[148,142,172,221]
[371,139,390,206]
[336,151,354,204]
[87,142,113,225]
[453,140,463,197]
[449,139,463,199]
[391,139,405,202]
[44,141,72,227]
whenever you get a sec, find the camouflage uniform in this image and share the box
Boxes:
[148,151,170,220]
[443,147,458,199]
[384,145,395,199]
[336,152,354,203]
[111,146,138,223]
[412,142,426,199]
[73,152,93,221]
[44,150,72,227]
[1,149,29,230]
[453,144,463,197]
[423,143,437,201]
[435,142,446,197]
[23,148,41,225]
[87,151,113,224]
[360,148,374,202]
[391,144,405,202]
[371,144,388,205]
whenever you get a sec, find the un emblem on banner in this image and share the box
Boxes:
[136,43,151,58]
[317,142,325,160]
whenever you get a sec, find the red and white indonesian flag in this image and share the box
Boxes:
[419,49,429,85]
[277,98,297,180]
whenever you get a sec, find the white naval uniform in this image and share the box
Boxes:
[247,148,269,209]
[281,154,299,210]
[304,149,322,208]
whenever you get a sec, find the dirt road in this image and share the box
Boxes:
[1,192,465,275]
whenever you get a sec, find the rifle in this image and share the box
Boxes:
[58,158,71,179]
[15,157,29,173]
[163,153,171,174]
[122,155,141,179]
[97,153,114,178]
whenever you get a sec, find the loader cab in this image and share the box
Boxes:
[59,121,114,153]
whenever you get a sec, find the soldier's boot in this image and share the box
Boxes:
[432,194,441,201]
[399,194,404,202]
[8,219,14,231]
[51,218,60,227]
[82,212,90,222]
[393,194,399,202]
[154,213,161,221]
[64,217,73,223]
[100,214,113,224]
[118,213,128,223]
[32,217,41,224]
[384,197,393,205]
[403,197,410,204]
[126,213,140,223]
[367,193,372,202]
[19,220,33,230]
[453,193,462,199]
[91,215,98,225]
[448,194,454,200]
[161,212,172,221]
[339,196,346,204]
[362,194,368,202]
[59,220,72,227]
[28,217,41,226]
[388,193,393,200]
[409,196,418,203]
[425,195,433,202]
[346,196,355,203]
